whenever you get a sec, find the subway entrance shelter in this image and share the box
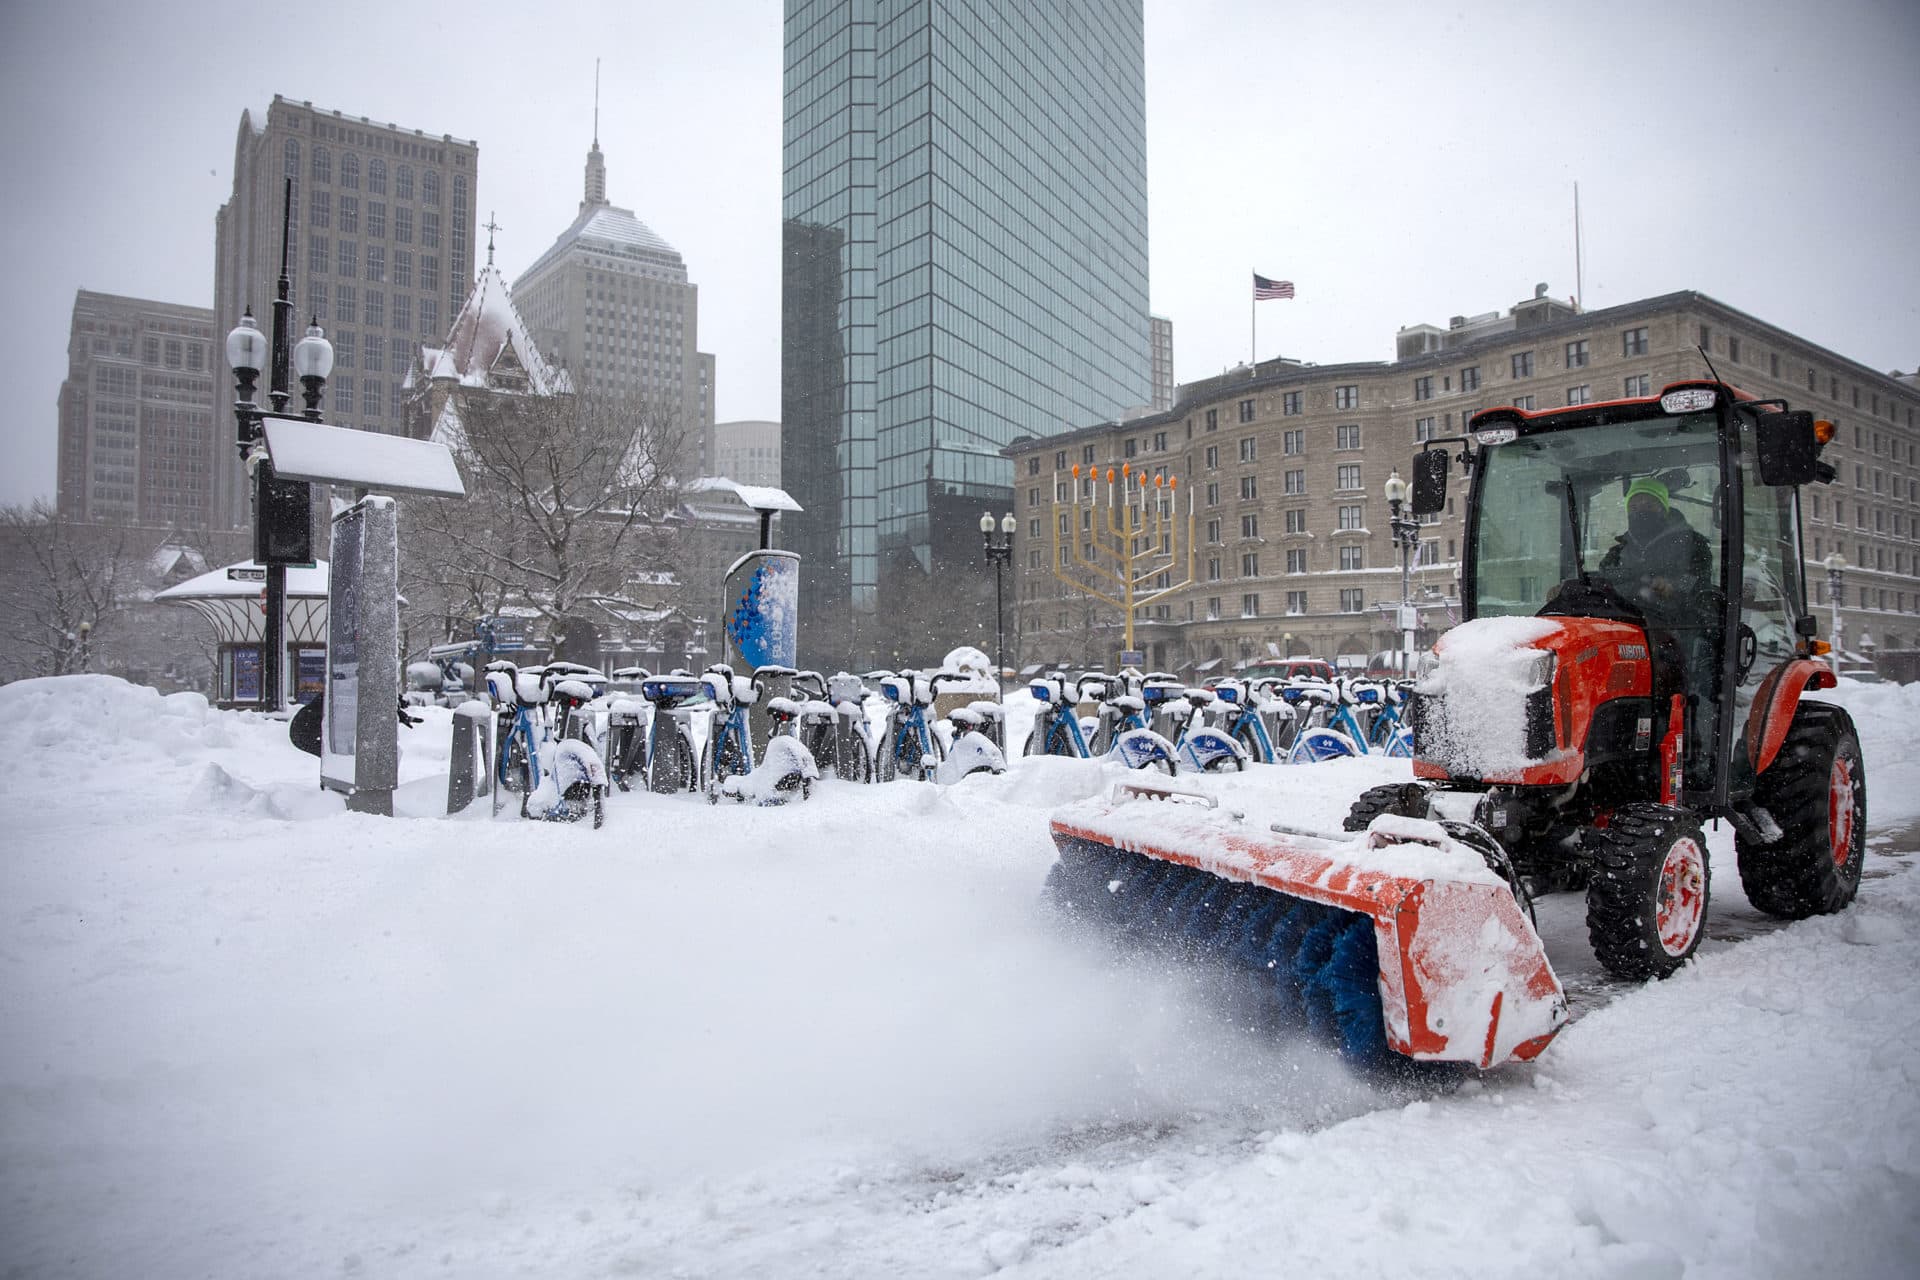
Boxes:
[157,561,329,708]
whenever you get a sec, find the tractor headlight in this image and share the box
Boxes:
[1521,649,1556,691]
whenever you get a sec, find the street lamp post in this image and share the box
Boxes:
[1383,471,1421,678]
[1823,551,1846,676]
[225,178,333,711]
[981,511,1017,693]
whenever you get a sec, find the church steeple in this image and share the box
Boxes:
[582,60,608,212]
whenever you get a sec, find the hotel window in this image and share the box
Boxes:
[310,190,331,227]
[335,286,355,325]
[1622,327,1648,357]
[392,250,412,288]
[1239,398,1255,423]
[311,144,331,184]
[361,379,379,417]
[1514,395,1536,411]
[1413,375,1433,401]
[340,153,360,189]
[1567,384,1592,405]
[1241,513,1259,538]
[362,332,383,371]
[1205,408,1218,431]
[1337,505,1363,530]
[422,211,440,249]
[1337,424,1361,450]
[1286,548,1308,573]
[1283,391,1302,415]
[368,202,386,239]
[1461,365,1480,392]
[1284,428,1304,454]
[1340,588,1365,612]
[1286,509,1307,533]
[395,206,413,244]
[1241,552,1259,577]
[1336,463,1362,490]
[1334,385,1359,409]
[1286,591,1308,615]
[1566,339,1589,368]
[421,255,439,291]
[339,196,359,235]
[1205,445,1218,469]
[308,236,329,274]
[1340,545,1364,570]
[1728,336,1741,363]
[396,164,414,201]
[284,138,301,177]
[1284,469,1305,495]
[1415,416,1437,441]
[1239,475,1258,500]
[367,246,385,283]
[1624,374,1650,397]
[1242,593,1261,617]
[337,240,357,277]
[368,157,387,195]
[1207,557,1221,581]
[1206,519,1221,543]
[1239,437,1256,462]
[1511,352,1534,378]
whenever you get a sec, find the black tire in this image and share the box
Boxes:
[649,731,693,795]
[1341,782,1433,832]
[1737,703,1866,919]
[1022,726,1041,757]
[500,736,532,794]
[1584,803,1710,981]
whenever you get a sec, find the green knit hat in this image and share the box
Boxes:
[1624,477,1670,511]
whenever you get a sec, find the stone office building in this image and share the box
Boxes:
[1006,288,1920,678]
[213,96,479,528]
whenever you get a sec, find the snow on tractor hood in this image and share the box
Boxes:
[1416,616,1563,776]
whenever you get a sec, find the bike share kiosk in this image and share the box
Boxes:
[261,416,465,815]
[708,481,804,747]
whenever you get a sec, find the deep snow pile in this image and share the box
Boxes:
[2,675,1916,1279]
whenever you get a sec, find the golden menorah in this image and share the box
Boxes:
[1049,461,1197,658]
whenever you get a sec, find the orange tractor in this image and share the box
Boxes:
[1045,381,1865,1068]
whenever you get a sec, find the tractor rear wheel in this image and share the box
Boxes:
[1341,782,1433,832]
[1584,803,1710,981]
[1737,704,1866,919]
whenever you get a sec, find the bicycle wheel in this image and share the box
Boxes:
[500,733,532,793]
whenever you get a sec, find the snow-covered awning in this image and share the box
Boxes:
[1019,664,1044,676]
[155,561,331,646]
[1193,658,1222,672]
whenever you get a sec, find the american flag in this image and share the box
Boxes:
[1253,273,1295,300]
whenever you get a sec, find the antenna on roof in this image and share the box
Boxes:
[593,59,601,146]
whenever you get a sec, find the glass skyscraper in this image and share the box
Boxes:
[782,0,1150,638]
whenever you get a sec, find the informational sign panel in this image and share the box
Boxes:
[321,497,401,812]
[722,549,800,671]
[321,504,365,789]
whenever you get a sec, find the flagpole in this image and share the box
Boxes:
[1250,270,1256,366]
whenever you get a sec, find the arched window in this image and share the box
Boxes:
[368,157,387,195]
[340,153,360,189]
[396,164,414,201]
[422,170,441,206]
[311,144,331,185]
[283,138,301,178]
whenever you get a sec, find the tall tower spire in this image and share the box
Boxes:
[583,60,608,210]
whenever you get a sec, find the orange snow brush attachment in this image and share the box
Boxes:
[1046,783,1567,1068]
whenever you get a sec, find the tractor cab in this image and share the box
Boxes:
[1413,381,1830,811]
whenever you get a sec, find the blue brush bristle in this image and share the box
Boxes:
[1322,917,1389,1063]
[1292,913,1348,1038]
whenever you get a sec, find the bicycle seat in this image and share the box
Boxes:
[640,676,705,707]
[513,672,550,706]
[764,696,803,723]
[1108,694,1145,714]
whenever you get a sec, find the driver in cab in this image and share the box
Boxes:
[1598,476,1712,624]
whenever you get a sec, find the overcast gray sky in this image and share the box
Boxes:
[2,0,1916,508]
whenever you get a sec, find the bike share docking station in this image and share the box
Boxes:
[259,415,465,816]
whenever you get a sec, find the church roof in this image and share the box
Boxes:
[427,263,571,396]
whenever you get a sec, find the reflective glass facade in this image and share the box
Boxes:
[783,0,1149,621]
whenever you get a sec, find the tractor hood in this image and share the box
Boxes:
[1414,617,1564,778]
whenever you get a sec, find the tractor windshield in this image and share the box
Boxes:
[1469,411,1726,622]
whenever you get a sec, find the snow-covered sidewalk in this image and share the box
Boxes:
[1,675,1915,1278]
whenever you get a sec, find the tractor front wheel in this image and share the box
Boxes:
[1737,704,1865,919]
[1585,803,1710,981]
[1341,782,1434,832]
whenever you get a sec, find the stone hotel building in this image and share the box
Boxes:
[1007,289,1920,679]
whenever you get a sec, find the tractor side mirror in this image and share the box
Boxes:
[1755,410,1819,486]
[1410,449,1449,515]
